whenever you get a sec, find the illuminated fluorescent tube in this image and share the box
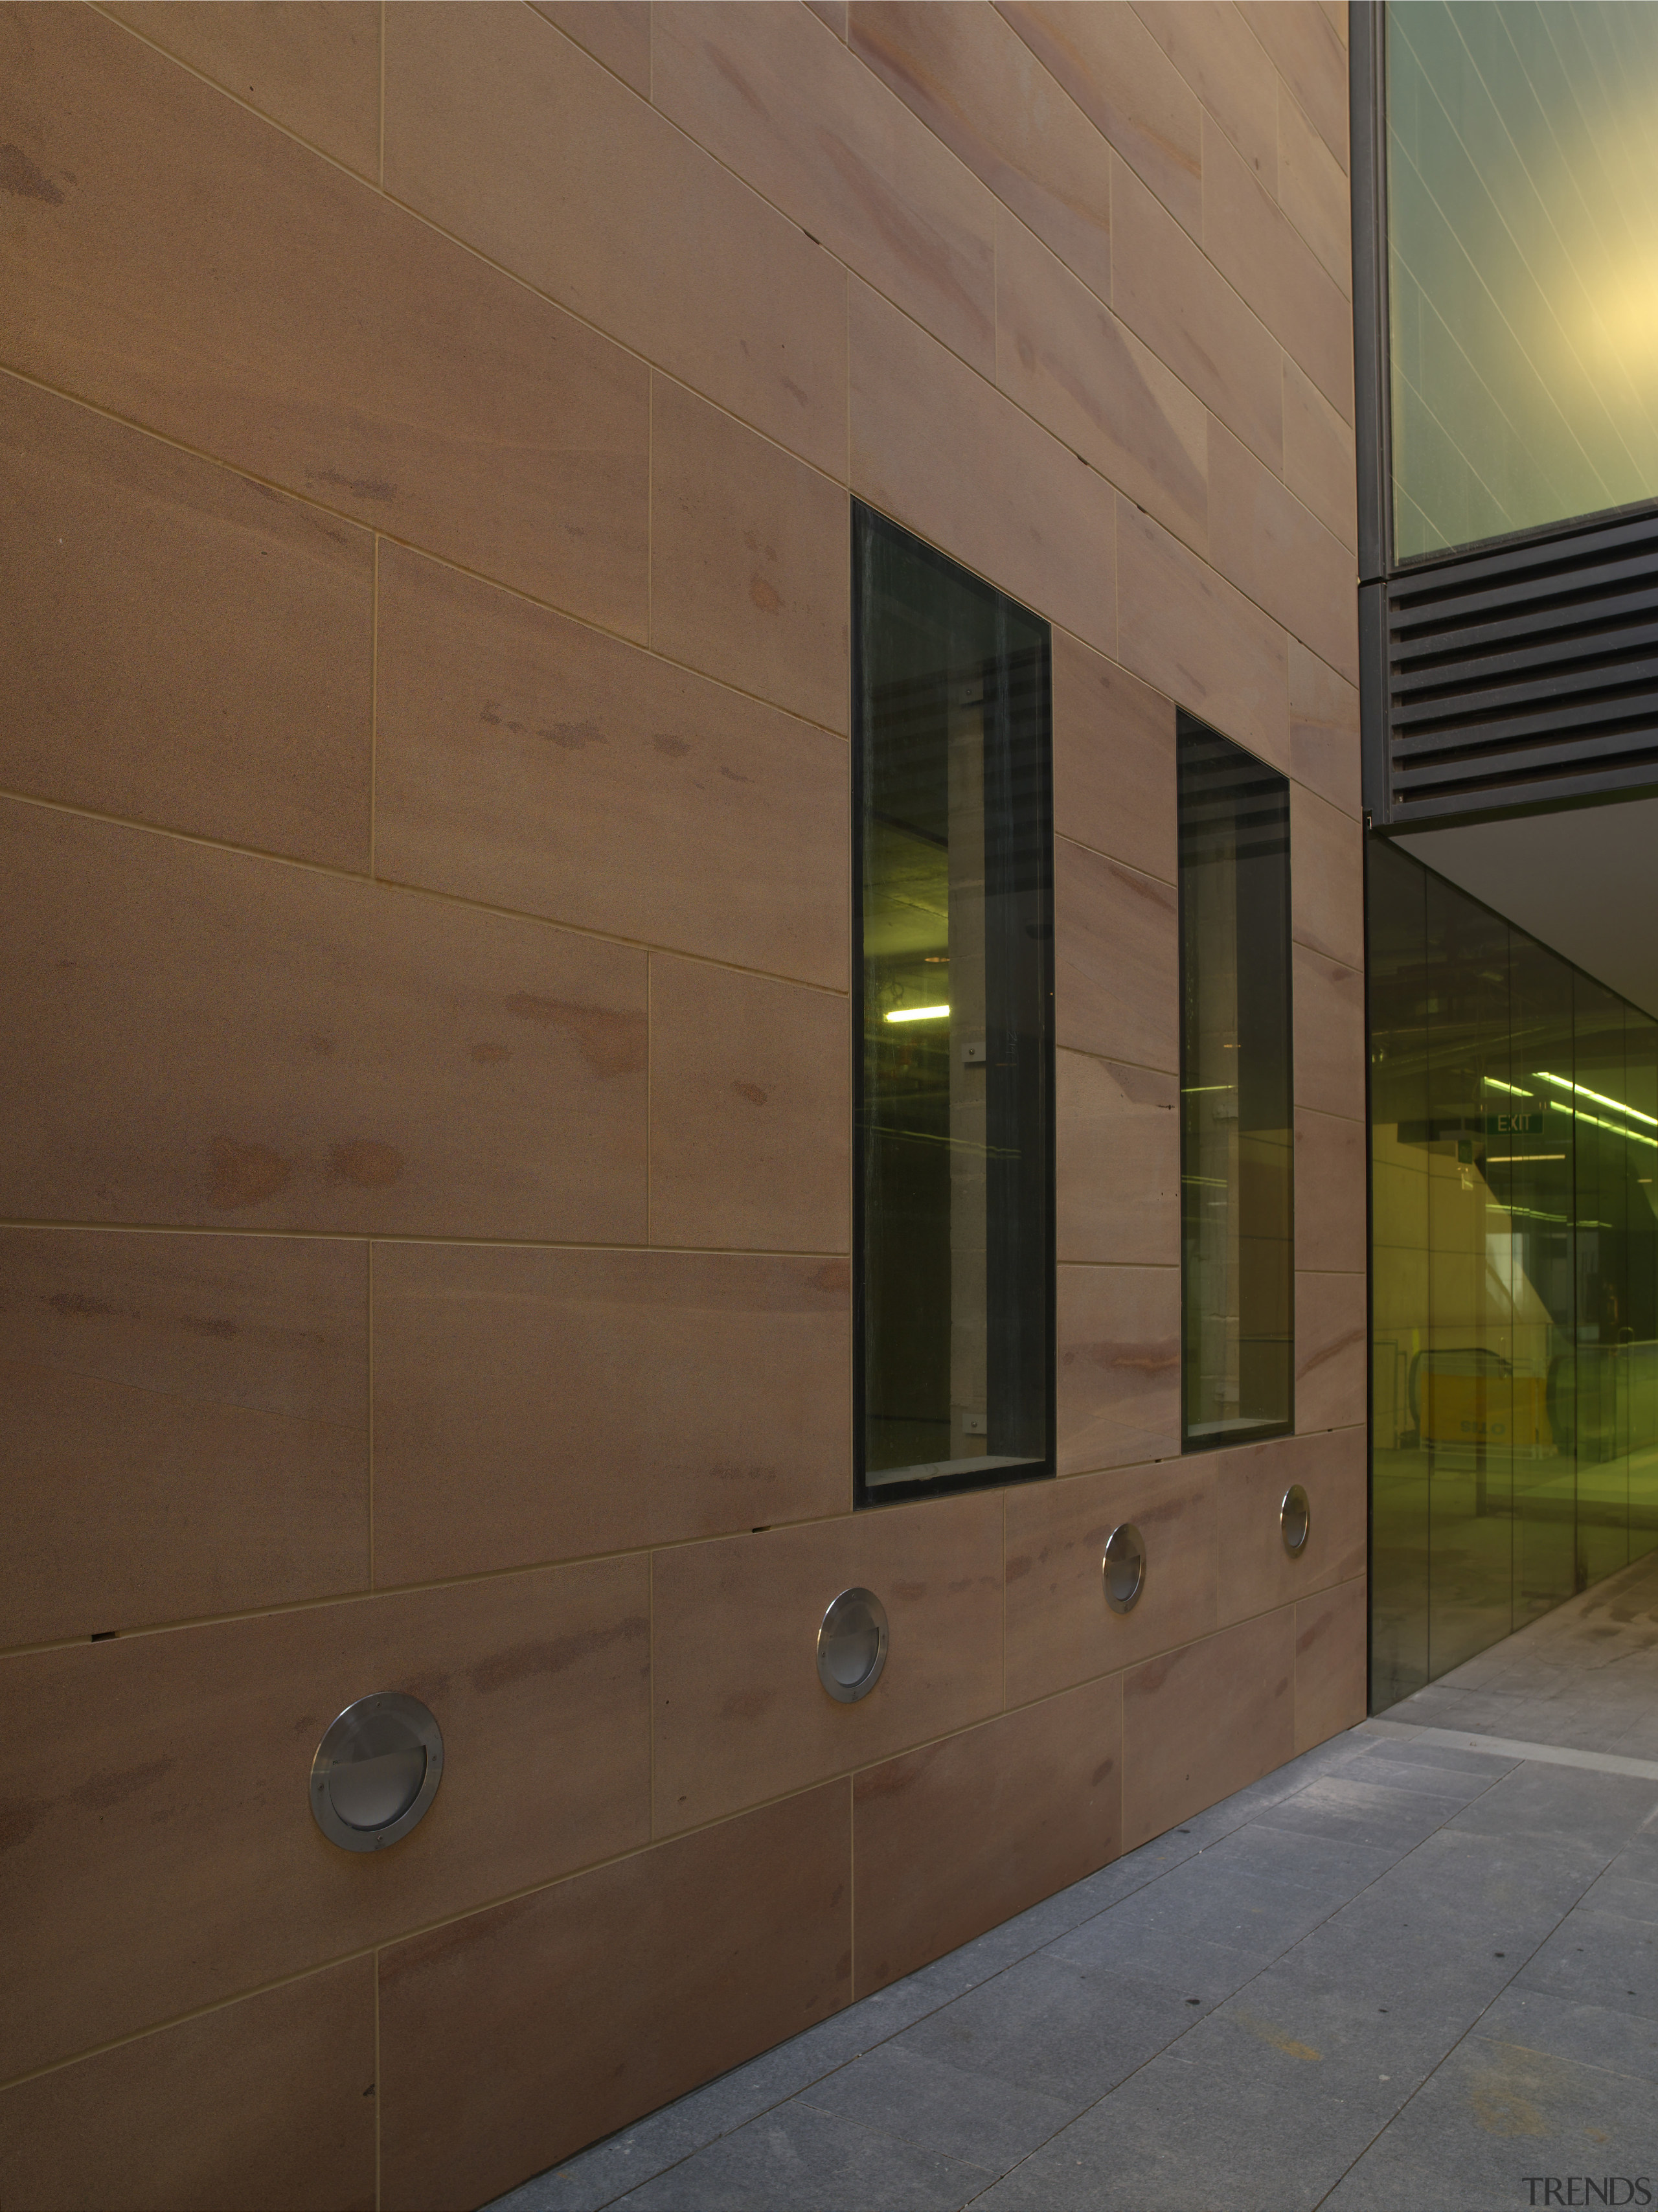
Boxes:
[884,1005,950,1023]
[1534,1071,1658,1129]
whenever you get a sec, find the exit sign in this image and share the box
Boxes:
[1398,1109,1571,1146]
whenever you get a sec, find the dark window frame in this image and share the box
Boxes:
[1350,0,1392,594]
[850,501,1057,1511]
[1176,711,1296,1454]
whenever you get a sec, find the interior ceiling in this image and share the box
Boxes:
[1394,795,1658,1021]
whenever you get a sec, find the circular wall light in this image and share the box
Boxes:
[310,1692,443,1853]
[1280,1484,1312,1556]
[816,1587,889,1703]
[1103,1523,1146,1614]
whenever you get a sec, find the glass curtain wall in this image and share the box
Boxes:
[853,505,1054,1505]
[1370,840,1658,1707]
[1387,1,1658,559]
[1177,718,1295,1447]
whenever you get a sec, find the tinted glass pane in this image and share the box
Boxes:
[1422,869,1514,1677]
[854,505,1053,1504]
[1369,838,1432,1709]
[1178,718,1293,1448]
[1628,1012,1658,1559]
[1387,1,1658,558]
[1573,973,1632,1588]
[1506,926,1577,1629]
[1368,839,1658,1707]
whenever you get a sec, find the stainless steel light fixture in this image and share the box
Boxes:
[816,1587,889,1702]
[310,1692,444,1852]
[1280,1484,1312,1556]
[1102,1523,1145,1614]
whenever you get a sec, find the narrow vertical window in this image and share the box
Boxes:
[853,505,1054,1505]
[1178,714,1293,1447]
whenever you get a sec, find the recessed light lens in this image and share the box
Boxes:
[311,1693,444,1853]
[1103,1525,1145,1613]
[817,1588,889,1701]
[1281,1485,1311,1555]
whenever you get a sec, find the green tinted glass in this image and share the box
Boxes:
[1178,718,1294,1449]
[1368,840,1658,1711]
[854,506,1053,1504]
[1388,1,1658,558]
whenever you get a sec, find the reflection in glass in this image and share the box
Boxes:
[1388,2,1658,558]
[1178,718,1293,1449]
[853,505,1053,1503]
[1368,840,1658,1710]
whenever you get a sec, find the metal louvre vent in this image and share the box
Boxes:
[1381,507,1658,824]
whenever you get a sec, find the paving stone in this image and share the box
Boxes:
[614,2100,990,2211]
[799,2044,1073,2174]
[1578,1869,1658,1924]
[1365,1823,1612,1924]
[1473,1984,1658,2085]
[893,1949,1199,2110]
[1364,1739,1520,1779]
[1383,1685,1532,1736]
[1321,2033,1658,2212]
[1609,1830,1658,1887]
[1194,1818,1400,1898]
[1447,1762,1658,1851]
[1515,1904,1658,2022]
[1048,1860,1334,1976]
[1304,1772,1475,1819]
[1252,1775,1455,1854]
[1338,1750,1513,1804]
[1205,1950,1481,2070]
[1487,1701,1658,1757]
[1284,1877,1561,2024]
[968,1965,1473,2212]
